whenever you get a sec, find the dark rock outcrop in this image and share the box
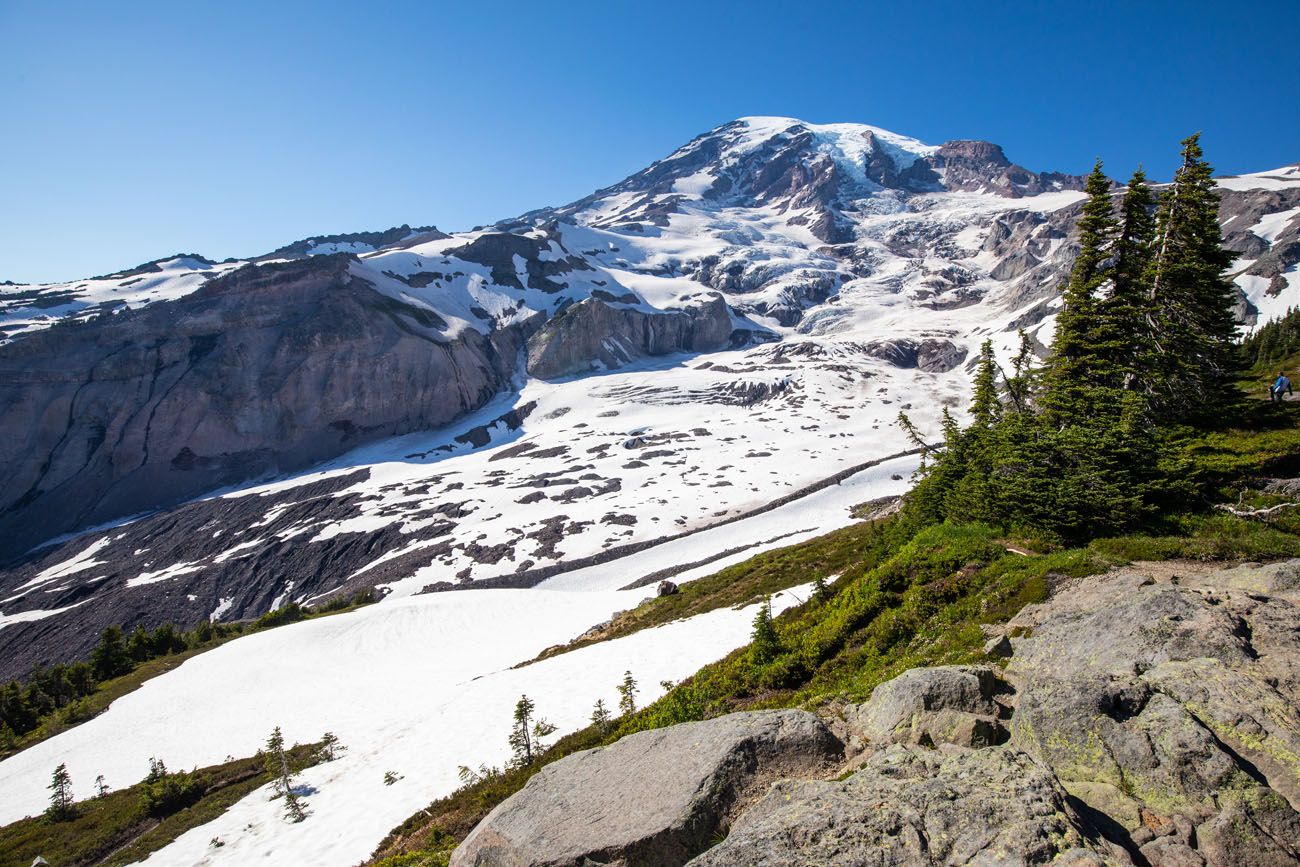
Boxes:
[931,139,1087,198]
[525,294,735,379]
[0,254,533,559]
[863,337,968,372]
[451,710,842,867]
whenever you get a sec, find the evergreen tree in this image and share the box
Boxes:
[127,625,152,662]
[0,721,16,751]
[1241,306,1300,367]
[1146,134,1239,419]
[318,732,345,762]
[1103,168,1157,389]
[969,340,1002,428]
[590,699,612,734]
[91,626,132,681]
[748,597,781,666]
[1006,330,1037,411]
[46,763,75,821]
[264,726,306,822]
[95,774,109,798]
[139,759,203,818]
[146,756,168,783]
[617,671,638,716]
[509,695,540,767]
[1042,160,1118,422]
[812,574,832,603]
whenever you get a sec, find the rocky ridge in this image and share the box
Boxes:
[453,558,1300,866]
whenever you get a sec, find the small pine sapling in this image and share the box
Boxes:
[46,762,75,821]
[748,596,781,666]
[617,671,638,716]
[264,726,307,822]
[318,731,346,762]
[94,774,109,798]
[590,699,611,734]
[509,695,539,767]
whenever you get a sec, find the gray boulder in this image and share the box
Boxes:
[1006,561,1300,863]
[451,710,842,867]
[845,664,1008,748]
[687,745,1117,866]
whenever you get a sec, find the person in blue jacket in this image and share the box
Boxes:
[1271,371,1293,402]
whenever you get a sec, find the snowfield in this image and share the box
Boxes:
[0,455,913,865]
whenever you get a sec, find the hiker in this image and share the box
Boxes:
[1271,371,1293,403]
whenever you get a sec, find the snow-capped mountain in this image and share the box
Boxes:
[1,118,1298,680]
[0,115,1297,866]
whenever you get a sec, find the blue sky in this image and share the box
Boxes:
[2,0,1297,283]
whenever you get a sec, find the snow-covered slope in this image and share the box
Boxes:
[0,118,1296,864]
[0,452,915,867]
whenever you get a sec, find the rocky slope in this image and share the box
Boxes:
[455,558,1300,866]
[0,255,532,561]
[0,118,1296,681]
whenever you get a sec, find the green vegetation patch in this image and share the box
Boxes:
[0,743,322,867]
[524,518,900,666]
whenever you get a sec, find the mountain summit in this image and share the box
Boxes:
[519,117,1086,244]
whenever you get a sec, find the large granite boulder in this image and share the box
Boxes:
[451,560,1300,867]
[687,745,1117,866]
[1006,560,1300,864]
[450,710,842,867]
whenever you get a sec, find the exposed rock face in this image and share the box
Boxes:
[0,255,532,559]
[450,710,843,867]
[688,747,1113,866]
[863,337,968,372]
[933,139,1086,198]
[443,226,594,293]
[1215,184,1300,324]
[1005,560,1300,865]
[255,224,447,260]
[526,294,735,379]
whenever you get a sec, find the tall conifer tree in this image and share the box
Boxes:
[1146,134,1238,418]
[1042,161,1117,421]
[1099,169,1157,389]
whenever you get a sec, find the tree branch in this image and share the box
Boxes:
[1213,501,1300,520]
